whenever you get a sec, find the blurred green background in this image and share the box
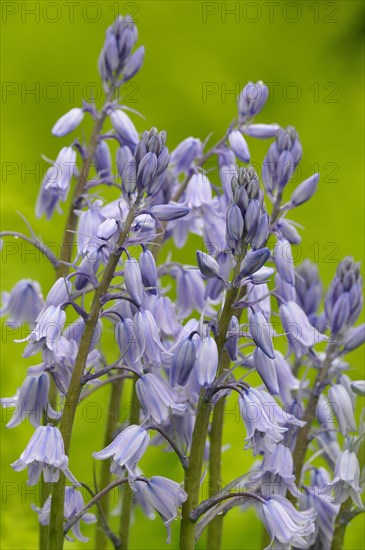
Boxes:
[1,1,364,548]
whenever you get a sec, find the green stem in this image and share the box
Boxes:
[48,196,142,550]
[95,377,125,550]
[331,498,352,550]
[180,248,245,550]
[119,376,140,550]
[291,339,338,485]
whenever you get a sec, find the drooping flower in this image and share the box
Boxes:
[93,425,150,479]
[11,425,78,485]
[323,450,363,508]
[1,372,50,428]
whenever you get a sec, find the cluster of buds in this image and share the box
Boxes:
[226,165,269,253]
[262,125,302,194]
[118,127,170,197]
[325,257,363,334]
[98,15,144,85]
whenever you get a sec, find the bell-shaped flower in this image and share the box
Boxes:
[280,301,327,357]
[1,373,50,428]
[139,249,157,294]
[124,258,144,306]
[116,317,143,367]
[238,81,268,120]
[183,172,212,209]
[260,495,316,549]
[170,335,197,387]
[238,248,271,280]
[52,107,84,137]
[136,373,186,424]
[196,250,220,279]
[171,137,202,175]
[250,311,275,359]
[195,335,218,387]
[11,425,78,485]
[23,305,66,357]
[110,109,139,148]
[123,45,145,81]
[253,348,279,395]
[274,238,295,286]
[93,425,149,479]
[32,487,96,543]
[0,279,43,326]
[135,309,170,366]
[175,267,205,318]
[135,476,187,543]
[290,173,319,207]
[323,450,363,508]
[228,130,250,163]
[328,384,356,436]
[250,444,297,498]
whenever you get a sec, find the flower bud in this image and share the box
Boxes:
[52,108,84,137]
[228,131,250,163]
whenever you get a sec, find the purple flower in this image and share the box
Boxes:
[1,373,50,428]
[279,301,327,357]
[290,173,319,207]
[93,425,150,478]
[250,311,275,359]
[23,305,66,357]
[323,450,363,508]
[195,335,218,387]
[0,279,43,326]
[52,107,84,137]
[228,131,250,163]
[238,81,269,120]
[123,45,145,81]
[328,384,356,435]
[260,495,315,548]
[135,476,187,542]
[110,109,139,148]
[11,425,78,485]
[124,257,144,306]
[32,487,96,542]
[242,123,279,139]
[274,238,295,286]
[136,373,186,424]
[183,173,212,208]
[170,335,197,387]
[250,444,297,498]
[196,250,220,279]
[135,309,169,366]
[253,348,279,395]
[171,137,202,175]
[262,126,302,193]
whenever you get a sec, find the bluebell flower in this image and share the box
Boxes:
[11,425,78,485]
[279,300,327,357]
[344,324,365,352]
[93,425,149,479]
[323,450,363,508]
[274,238,295,286]
[1,373,50,428]
[44,277,72,309]
[300,468,339,550]
[135,309,170,366]
[136,373,186,424]
[94,140,112,179]
[253,348,279,395]
[239,388,287,454]
[183,172,212,209]
[325,257,363,334]
[32,487,96,543]
[295,260,323,325]
[238,248,271,280]
[260,495,315,549]
[195,335,218,387]
[52,107,84,137]
[139,249,157,294]
[196,250,220,279]
[262,126,302,193]
[23,305,66,357]
[242,123,279,139]
[275,351,300,404]
[170,334,197,387]
[36,147,76,218]
[328,384,356,435]
[110,109,139,149]
[290,173,319,207]
[276,217,302,244]
[175,267,205,318]
[123,45,145,81]
[228,131,250,163]
[238,81,269,120]
[124,257,144,306]
[250,444,297,498]
[116,317,143,368]
[351,380,365,396]
[135,476,187,543]
[171,137,202,175]
[0,279,43,326]
[250,311,275,359]
[149,203,190,221]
